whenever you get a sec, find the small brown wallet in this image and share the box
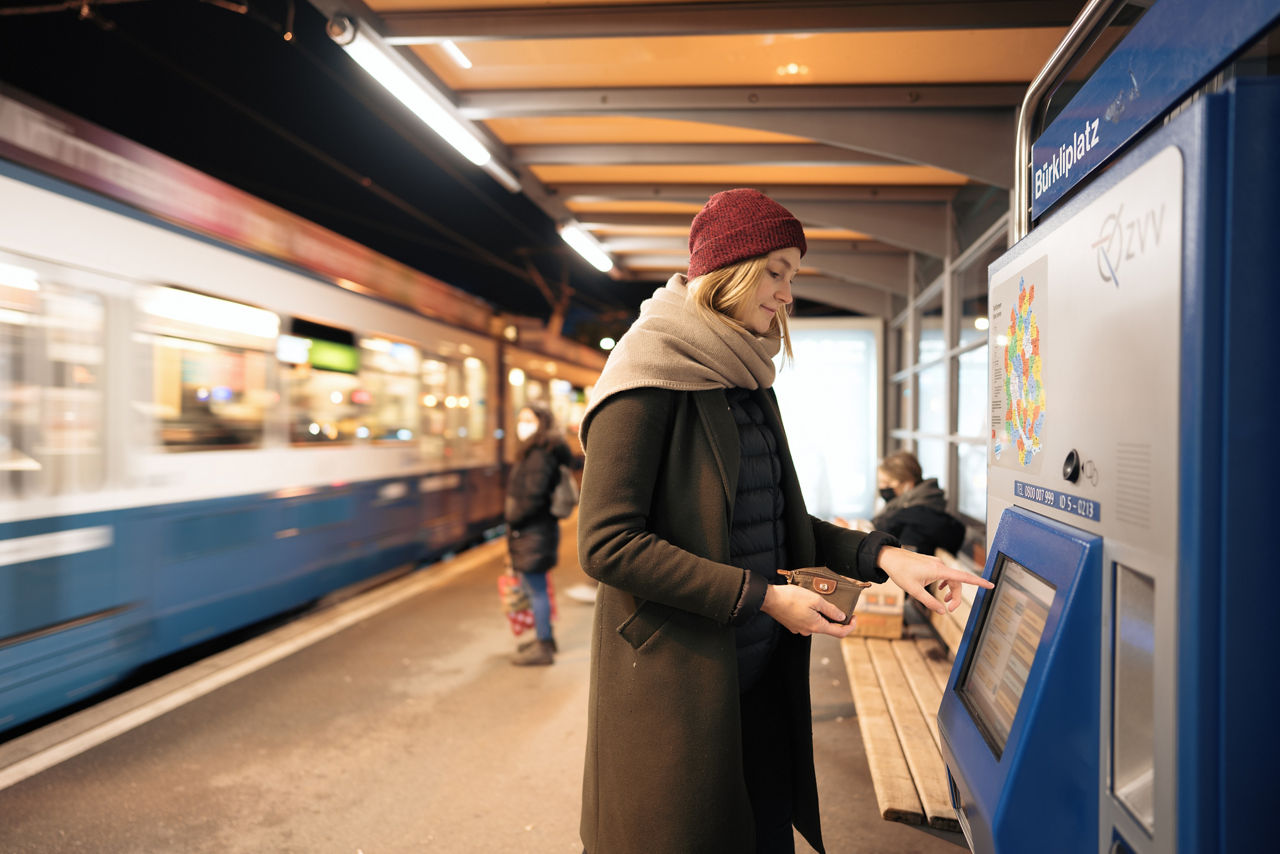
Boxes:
[776,567,873,626]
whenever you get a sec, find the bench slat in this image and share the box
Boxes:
[841,637,925,825]
[915,636,955,694]
[892,639,945,755]
[867,639,961,832]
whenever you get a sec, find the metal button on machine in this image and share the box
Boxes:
[1063,449,1081,483]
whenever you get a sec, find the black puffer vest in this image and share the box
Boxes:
[725,387,786,693]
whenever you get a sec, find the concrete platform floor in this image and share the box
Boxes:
[0,516,965,853]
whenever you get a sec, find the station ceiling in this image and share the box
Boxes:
[0,0,1125,346]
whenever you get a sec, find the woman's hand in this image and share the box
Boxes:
[877,547,993,614]
[761,581,857,638]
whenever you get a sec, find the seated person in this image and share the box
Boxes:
[871,451,966,556]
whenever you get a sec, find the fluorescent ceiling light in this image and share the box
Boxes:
[441,40,473,69]
[330,17,491,168]
[559,224,614,273]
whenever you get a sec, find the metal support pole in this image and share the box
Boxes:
[1013,0,1129,240]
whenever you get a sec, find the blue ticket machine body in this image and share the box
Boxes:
[937,26,1278,854]
[938,509,1101,854]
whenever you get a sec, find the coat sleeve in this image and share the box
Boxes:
[577,388,751,626]
[505,446,558,528]
[810,516,892,583]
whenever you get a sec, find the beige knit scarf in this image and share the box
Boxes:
[579,274,779,447]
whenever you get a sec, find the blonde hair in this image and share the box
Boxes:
[880,451,923,485]
[687,255,794,360]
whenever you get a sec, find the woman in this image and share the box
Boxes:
[575,188,991,853]
[505,400,570,666]
[873,450,967,556]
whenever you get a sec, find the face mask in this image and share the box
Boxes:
[878,487,897,503]
[516,421,538,442]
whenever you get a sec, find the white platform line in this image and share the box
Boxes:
[0,539,505,792]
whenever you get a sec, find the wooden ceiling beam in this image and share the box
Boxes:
[513,143,902,167]
[557,184,958,203]
[459,85,1025,117]
[381,2,1088,42]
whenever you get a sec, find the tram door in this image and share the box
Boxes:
[937,63,1279,854]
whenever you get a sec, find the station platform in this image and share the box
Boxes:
[0,516,965,853]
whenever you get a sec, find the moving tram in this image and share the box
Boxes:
[0,85,600,735]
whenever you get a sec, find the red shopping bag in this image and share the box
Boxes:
[498,572,535,636]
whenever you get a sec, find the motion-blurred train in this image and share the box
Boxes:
[0,87,603,735]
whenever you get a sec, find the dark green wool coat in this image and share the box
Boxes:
[577,386,886,854]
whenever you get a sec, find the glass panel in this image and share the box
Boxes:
[133,287,278,450]
[148,337,271,450]
[421,358,450,459]
[460,356,490,461]
[958,344,989,438]
[547,378,574,434]
[1114,564,1156,833]
[284,361,358,444]
[0,274,106,496]
[359,337,419,442]
[917,289,945,364]
[917,362,947,436]
[892,380,909,433]
[422,357,477,465]
[916,437,947,493]
[957,442,987,520]
[954,238,1000,348]
[773,321,879,521]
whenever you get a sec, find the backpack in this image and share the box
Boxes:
[549,464,579,518]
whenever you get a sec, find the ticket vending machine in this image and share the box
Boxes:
[936,12,1279,854]
[940,508,1101,854]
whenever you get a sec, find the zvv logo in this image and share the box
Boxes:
[1091,203,1166,287]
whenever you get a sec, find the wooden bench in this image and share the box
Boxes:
[842,633,959,831]
[839,549,984,832]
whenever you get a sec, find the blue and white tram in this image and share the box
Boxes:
[0,94,595,735]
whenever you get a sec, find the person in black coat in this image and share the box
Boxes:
[505,400,571,666]
[871,451,966,556]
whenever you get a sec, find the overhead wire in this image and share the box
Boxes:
[69,1,540,285]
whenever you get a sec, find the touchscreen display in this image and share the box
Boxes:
[957,555,1056,756]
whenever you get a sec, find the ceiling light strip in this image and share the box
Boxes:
[559,224,614,273]
[327,16,519,193]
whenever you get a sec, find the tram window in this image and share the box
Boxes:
[137,286,277,452]
[0,272,106,497]
[421,356,478,463]
[358,337,419,442]
[148,339,272,450]
[278,319,360,444]
[460,355,489,462]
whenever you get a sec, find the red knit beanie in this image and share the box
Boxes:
[687,188,807,279]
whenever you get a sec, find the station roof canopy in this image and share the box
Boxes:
[0,0,1134,344]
